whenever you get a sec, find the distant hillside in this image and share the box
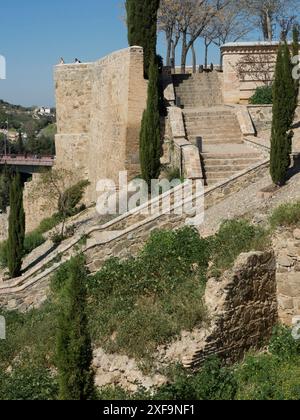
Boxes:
[0,99,56,138]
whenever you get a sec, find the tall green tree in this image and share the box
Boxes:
[126,0,160,77]
[55,256,95,401]
[292,25,300,113]
[7,174,25,278]
[139,56,161,186]
[0,168,11,213]
[17,131,25,155]
[270,42,295,186]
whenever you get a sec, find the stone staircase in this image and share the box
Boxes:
[173,72,223,108]
[201,147,263,186]
[183,107,242,146]
[183,106,263,186]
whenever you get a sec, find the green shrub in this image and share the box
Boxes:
[50,232,64,246]
[0,367,58,401]
[24,231,46,255]
[269,325,300,360]
[0,240,8,268]
[235,353,300,400]
[0,306,57,372]
[36,213,63,234]
[249,85,273,105]
[85,227,209,359]
[210,219,269,275]
[154,358,237,400]
[269,202,300,229]
[58,180,90,217]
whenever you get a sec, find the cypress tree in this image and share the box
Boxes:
[7,173,25,278]
[56,256,95,401]
[270,42,295,186]
[126,0,160,77]
[17,131,25,155]
[139,56,161,186]
[292,25,300,113]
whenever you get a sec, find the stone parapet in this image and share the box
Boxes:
[221,42,299,104]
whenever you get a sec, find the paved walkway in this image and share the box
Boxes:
[199,163,300,237]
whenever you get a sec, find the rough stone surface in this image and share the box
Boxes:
[273,229,300,325]
[181,250,278,368]
[222,43,278,104]
[24,47,148,232]
[93,349,167,393]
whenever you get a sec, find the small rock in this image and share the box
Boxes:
[278,254,293,268]
[293,229,300,241]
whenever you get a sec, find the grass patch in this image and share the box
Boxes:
[269,201,300,229]
[210,219,270,276]
[36,213,63,235]
[79,227,209,360]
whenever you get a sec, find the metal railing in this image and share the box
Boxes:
[0,154,55,166]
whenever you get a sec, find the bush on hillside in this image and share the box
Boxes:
[269,325,300,360]
[210,219,269,276]
[0,367,58,401]
[249,85,273,105]
[58,180,89,217]
[269,202,300,229]
[154,358,237,400]
[82,227,210,359]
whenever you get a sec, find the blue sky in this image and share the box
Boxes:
[0,1,230,107]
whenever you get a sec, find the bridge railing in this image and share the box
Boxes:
[0,154,55,166]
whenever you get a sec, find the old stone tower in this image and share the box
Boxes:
[54,46,147,203]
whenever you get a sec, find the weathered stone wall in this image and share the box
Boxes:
[55,47,147,203]
[221,42,300,104]
[247,105,300,153]
[183,250,278,368]
[248,105,273,134]
[23,174,57,234]
[274,228,300,326]
[23,47,147,232]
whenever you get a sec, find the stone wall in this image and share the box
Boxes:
[183,250,278,368]
[221,42,300,104]
[274,228,300,326]
[24,47,148,232]
[248,105,300,153]
[23,174,57,234]
[55,47,147,203]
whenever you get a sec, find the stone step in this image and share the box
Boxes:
[184,114,235,120]
[203,164,253,172]
[205,171,238,179]
[203,157,260,165]
[186,119,238,125]
[202,152,261,159]
[187,129,241,135]
[206,179,227,186]
[190,138,243,145]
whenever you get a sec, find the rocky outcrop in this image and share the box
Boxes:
[93,349,167,393]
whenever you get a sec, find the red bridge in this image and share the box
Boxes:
[0,155,55,173]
